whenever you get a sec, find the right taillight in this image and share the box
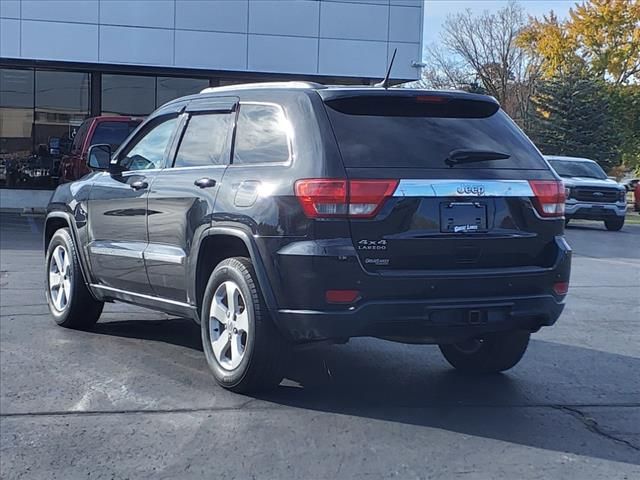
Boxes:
[295,179,398,219]
[528,180,566,218]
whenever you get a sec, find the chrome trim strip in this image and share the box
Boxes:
[394,179,534,197]
[164,164,227,172]
[89,246,143,259]
[143,252,185,265]
[90,284,192,308]
[143,245,186,265]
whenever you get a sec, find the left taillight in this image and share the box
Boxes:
[528,180,565,218]
[295,179,398,219]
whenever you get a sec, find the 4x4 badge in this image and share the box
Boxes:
[358,239,387,250]
[456,184,485,196]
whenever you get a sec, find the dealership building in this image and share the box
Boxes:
[0,0,424,207]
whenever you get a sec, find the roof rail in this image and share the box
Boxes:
[200,81,326,94]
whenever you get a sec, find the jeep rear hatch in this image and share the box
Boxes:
[319,92,563,273]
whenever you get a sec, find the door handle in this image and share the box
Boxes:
[194,177,217,189]
[130,180,148,191]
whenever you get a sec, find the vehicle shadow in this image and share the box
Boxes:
[92,317,640,466]
[93,318,203,351]
[266,338,640,466]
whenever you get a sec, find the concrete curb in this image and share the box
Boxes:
[0,207,47,216]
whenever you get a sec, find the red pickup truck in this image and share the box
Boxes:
[59,116,142,183]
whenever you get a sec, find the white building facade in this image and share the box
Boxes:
[2,0,423,80]
[0,0,423,196]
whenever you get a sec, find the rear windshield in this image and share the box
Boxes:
[324,96,547,170]
[548,159,606,180]
[92,121,140,148]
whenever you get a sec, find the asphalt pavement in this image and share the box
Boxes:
[1,213,639,479]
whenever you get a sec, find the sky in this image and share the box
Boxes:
[423,0,577,45]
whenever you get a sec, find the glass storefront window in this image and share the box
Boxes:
[1,68,35,188]
[156,77,209,106]
[33,70,90,186]
[1,65,368,191]
[35,70,89,153]
[102,74,155,116]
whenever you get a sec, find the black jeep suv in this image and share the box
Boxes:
[44,82,571,392]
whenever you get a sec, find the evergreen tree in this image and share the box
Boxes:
[608,84,640,172]
[528,67,622,170]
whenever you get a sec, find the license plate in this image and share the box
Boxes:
[440,202,488,233]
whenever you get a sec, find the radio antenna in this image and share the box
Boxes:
[375,48,397,89]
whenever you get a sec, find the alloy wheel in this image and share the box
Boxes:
[209,280,250,370]
[48,245,72,312]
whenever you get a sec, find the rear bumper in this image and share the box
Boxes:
[270,236,571,343]
[277,294,565,343]
[565,201,626,220]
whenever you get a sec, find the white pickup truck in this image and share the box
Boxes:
[545,155,627,231]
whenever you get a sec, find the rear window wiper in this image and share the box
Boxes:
[445,149,510,167]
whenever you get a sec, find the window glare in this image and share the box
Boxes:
[122,117,177,170]
[174,113,231,167]
[233,104,290,165]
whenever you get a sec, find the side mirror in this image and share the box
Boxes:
[87,144,112,171]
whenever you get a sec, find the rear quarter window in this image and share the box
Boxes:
[233,104,290,165]
[325,96,547,170]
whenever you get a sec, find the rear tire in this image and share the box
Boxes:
[439,331,530,374]
[45,228,103,329]
[201,257,287,393]
[604,217,624,231]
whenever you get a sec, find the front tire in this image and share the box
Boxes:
[201,257,287,393]
[604,217,624,231]
[439,331,530,374]
[45,228,103,329]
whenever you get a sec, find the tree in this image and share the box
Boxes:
[608,84,640,169]
[518,0,640,84]
[570,0,640,84]
[421,2,540,125]
[517,12,583,78]
[529,67,622,169]
[418,44,475,90]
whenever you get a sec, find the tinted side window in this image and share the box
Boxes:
[174,113,231,167]
[92,122,134,149]
[119,117,178,171]
[233,104,290,165]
